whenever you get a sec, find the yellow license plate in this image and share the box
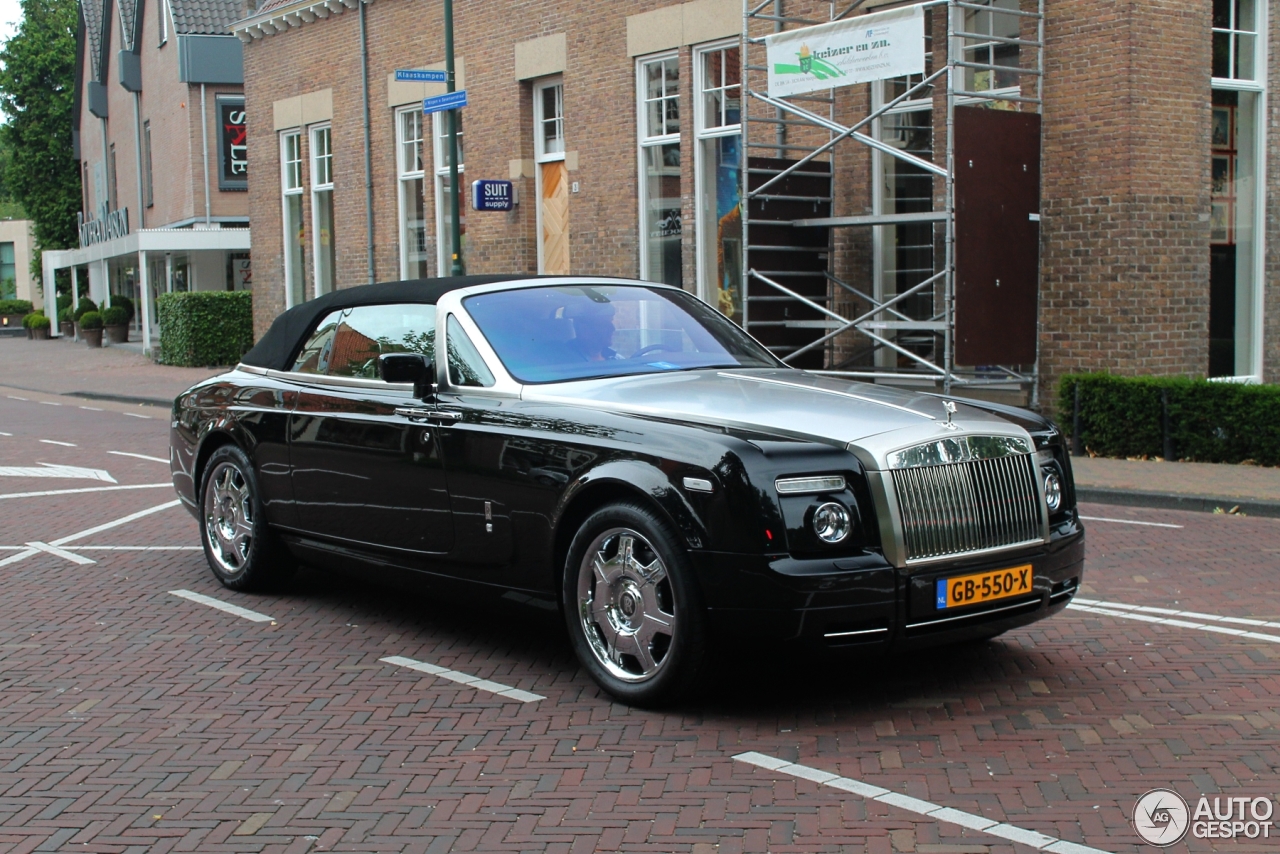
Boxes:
[936,565,1033,609]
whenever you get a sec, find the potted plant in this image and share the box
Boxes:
[72,298,98,340]
[102,305,130,343]
[58,307,74,337]
[0,299,32,332]
[79,310,104,347]
[23,311,51,340]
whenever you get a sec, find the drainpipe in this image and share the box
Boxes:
[132,91,146,229]
[200,84,212,226]
[359,0,375,284]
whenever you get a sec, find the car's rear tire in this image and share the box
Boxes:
[199,444,295,591]
[562,501,706,706]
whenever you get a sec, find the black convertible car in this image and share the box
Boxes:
[170,276,1084,704]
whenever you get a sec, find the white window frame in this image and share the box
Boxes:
[430,111,464,277]
[533,76,565,274]
[693,41,741,307]
[1212,0,1267,381]
[396,107,428,280]
[950,0,1021,105]
[280,130,304,308]
[636,52,681,286]
[309,124,334,299]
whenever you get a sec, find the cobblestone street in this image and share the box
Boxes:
[2,386,1279,853]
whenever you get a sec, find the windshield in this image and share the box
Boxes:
[463,284,780,384]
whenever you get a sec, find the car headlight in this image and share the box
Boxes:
[812,502,851,543]
[1043,470,1062,513]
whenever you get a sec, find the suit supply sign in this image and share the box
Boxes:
[472,180,515,211]
[765,5,925,98]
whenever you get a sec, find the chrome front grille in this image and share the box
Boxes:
[890,451,1044,562]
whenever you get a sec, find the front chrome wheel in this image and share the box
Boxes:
[203,461,254,576]
[577,527,677,682]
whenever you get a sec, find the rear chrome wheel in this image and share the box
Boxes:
[577,528,677,682]
[563,501,705,706]
[198,444,295,591]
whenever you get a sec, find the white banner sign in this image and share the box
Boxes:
[765,5,926,98]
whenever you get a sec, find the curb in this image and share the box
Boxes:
[1077,487,1280,519]
[65,390,172,407]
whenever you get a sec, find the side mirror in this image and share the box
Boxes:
[379,353,436,400]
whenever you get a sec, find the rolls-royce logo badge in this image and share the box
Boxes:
[942,400,958,429]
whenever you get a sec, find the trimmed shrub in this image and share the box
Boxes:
[1059,373,1280,466]
[58,306,73,322]
[78,310,103,330]
[0,298,33,315]
[101,305,129,326]
[110,294,135,322]
[56,294,71,313]
[72,298,98,321]
[24,312,50,330]
[156,291,253,367]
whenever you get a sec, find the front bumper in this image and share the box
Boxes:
[692,527,1084,650]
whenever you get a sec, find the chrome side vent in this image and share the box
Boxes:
[890,450,1043,562]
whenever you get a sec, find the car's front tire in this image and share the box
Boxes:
[562,501,706,706]
[199,444,295,591]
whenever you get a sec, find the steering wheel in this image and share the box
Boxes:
[631,342,680,359]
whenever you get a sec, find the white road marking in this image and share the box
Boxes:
[38,401,60,406]
[733,752,1112,854]
[25,542,95,565]
[0,483,171,500]
[0,432,10,437]
[0,463,116,483]
[38,440,77,447]
[169,589,275,623]
[79,406,103,411]
[1079,515,1183,529]
[7,395,28,401]
[380,655,545,703]
[1069,601,1280,644]
[52,500,182,545]
[108,451,169,464]
[122,412,151,419]
[0,549,38,567]
[1074,597,1280,630]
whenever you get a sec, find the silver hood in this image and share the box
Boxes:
[522,368,1032,471]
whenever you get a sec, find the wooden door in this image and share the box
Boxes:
[540,161,570,274]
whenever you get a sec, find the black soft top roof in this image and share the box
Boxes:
[240,275,534,371]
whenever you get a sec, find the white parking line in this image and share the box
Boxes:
[38,401,60,407]
[380,655,545,703]
[38,440,76,447]
[109,451,169,463]
[122,412,151,419]
[0,432,10,437]
[0,483,171,501]
[733,752,1111,854]
[1075,597,1280,629]
[79,406,103,411]
[73,545,201,551]
[169,589,275,623]
[1069,600,1280,644]
[25,541,94,565]
[52,500,182,545]
[1078,515,1183,529]
[7,395,28,401]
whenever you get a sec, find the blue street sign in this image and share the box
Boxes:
[395,69,448,83]
[472,179,515,212]
[422,89,468,114]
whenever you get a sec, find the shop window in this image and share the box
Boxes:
[431,111,465,276]
[310,125,335,298]
[281,130,306,307]
[694,44,742,323]
[637,54,682,289]
[0,243,14,299]
[397,108,430,279]
[533,78,568,275]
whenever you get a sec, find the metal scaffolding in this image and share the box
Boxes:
[739,0,1045,400]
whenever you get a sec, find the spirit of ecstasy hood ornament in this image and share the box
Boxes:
[942,400,958,430]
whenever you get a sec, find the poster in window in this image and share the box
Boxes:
[217,96,248,191]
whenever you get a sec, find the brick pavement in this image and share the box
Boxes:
[0,336,219,404]
[2,394,1280,852]
[1070,458,1280,504]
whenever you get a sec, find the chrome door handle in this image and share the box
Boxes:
[394,407,462,423]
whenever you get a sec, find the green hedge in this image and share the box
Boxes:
[0,299,33,315]
[156,291,254,367]
[1059,373,1280,466]
[22,311,49,330]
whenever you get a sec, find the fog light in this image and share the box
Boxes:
[812,502,851,543]
[1043,471,1062,513]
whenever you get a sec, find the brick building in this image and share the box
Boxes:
[233,0,1278,403]
[43,0,253,352]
